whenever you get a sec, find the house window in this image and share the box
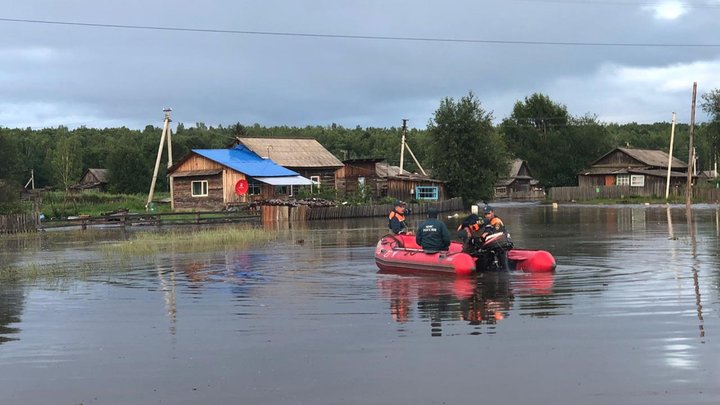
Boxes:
[616,175,630,186]
[275,185,289,195]
[311,176,321,193]
[191,180,208,197]
[495,186,507,194]
[248,179,262,196]
[415,186,439,200]
[630,175,645,187]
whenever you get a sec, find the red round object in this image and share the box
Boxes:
[235,179,249,195]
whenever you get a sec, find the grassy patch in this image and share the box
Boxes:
[42,191,172,218]
[103,225,276,256]
[0,262,96,282]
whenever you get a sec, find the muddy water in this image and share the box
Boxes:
[0,204,718,405]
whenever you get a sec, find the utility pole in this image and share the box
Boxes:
[399,119,407,174]
[686,83,697,210]
[147,108,172,211]
[398,119,428,176]
[665,112,676,200]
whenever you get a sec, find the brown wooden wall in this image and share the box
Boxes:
[336,161,381,197]
[287,167,339,190]
[173,174,225,211]
[385,178,446,202]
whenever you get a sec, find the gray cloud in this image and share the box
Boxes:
[1,0,719,130]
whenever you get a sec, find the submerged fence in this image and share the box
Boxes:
[0,212,39,234]
[259,198,465,222]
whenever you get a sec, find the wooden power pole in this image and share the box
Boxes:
[146,108,173,211]
[686,83,697,210]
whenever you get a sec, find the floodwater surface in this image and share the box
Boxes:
[0,204,718,405]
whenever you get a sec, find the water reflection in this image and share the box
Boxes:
[0,282,25,344]
[377,271,557,337]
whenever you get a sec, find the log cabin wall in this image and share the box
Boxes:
[173,173,224,211]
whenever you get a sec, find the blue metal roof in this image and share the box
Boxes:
[192,145,300,177]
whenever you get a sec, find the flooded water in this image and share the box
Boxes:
[1,204,719,405]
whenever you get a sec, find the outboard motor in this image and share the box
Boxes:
[475,232,514,271]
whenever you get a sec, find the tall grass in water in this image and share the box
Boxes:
[105,225,276,256]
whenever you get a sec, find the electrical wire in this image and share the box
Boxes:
[0,17,719,48]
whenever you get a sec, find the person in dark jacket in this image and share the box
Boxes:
[415,208,451,253]
[388,201,410,234]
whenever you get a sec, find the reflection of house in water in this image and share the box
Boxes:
[0,283,25,344]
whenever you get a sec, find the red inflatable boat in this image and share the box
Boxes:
[375,234,556,276]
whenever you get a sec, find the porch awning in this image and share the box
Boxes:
[253,175,315,186]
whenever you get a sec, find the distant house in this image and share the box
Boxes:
[167,145,313,211]
[336,158,447,202]
[578,147,689,190]
[494,159,543,199]
[77,168,109,192]
[234,138,344,191]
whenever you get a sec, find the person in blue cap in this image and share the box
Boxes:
[415,208,451,253]
[480,205,505,239]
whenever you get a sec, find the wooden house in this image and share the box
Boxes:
[336,158,385,197]
[578,147,690,191]
[167,145,313,211]
[376,161,447,202]
[494,159,543,199]
[77,168,109,192]
[234,138,344,191]
[335,158,447,201]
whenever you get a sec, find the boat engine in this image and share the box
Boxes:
[472,232,514,271]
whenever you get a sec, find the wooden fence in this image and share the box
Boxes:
[40,210,260,230]
[549,185,720,202]
[0,212,39,234]
[306,198,464,221]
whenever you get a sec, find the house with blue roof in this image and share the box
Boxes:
[167,145,313,211]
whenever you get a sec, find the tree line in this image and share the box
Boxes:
[0,91,718,207]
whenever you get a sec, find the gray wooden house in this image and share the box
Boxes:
[77,168,109,192]
[494,159,543,199]
[578,147,689,190]
[336,158,447,202]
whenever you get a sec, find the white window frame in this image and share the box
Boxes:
[616,174,630,186]
[191,180,209,197]
[630,175,645,187]
[310,176,321,193]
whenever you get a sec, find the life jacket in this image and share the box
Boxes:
[457,222,480,240]
[388,210,406,222]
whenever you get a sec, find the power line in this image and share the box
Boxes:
[1,17,719,48]
[511,0,720,8]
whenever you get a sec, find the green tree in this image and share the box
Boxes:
[107,143,152,194]
[427,92,509,204]
[700,89,720,171]
[501,94,611,187]
[49,134,82,191]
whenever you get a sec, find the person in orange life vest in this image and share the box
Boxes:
[457,213,482,253]
[480,205,505,239]
[481,205,510,271]
[388,201,410,234]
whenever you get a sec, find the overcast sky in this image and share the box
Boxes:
[1,0,719,130]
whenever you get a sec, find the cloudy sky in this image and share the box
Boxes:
[1,0,719,130]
